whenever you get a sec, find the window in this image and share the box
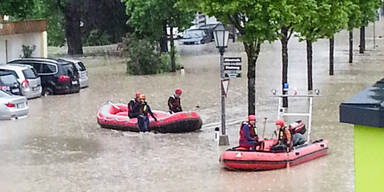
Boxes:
[76,62,86,71]
[0,69,19,79]
[22,68,38,79]
[42,64,56,74]
[0,74,18,84]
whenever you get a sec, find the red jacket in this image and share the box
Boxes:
[239,122,258,147]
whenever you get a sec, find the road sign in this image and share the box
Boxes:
[222,78,230,97]
[224,64,241,70]
[224,71,241,78]
[223,57,241,63]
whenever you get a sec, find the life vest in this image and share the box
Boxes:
[168,95,181,112]
[278,127,288,145]
[239,122,258,145]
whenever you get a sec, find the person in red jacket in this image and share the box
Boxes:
[168,88,183,113]
[239,115,259,151]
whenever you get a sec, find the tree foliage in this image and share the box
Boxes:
[187,0,279,115]
[0,0,35,18]
[358,0,382,26]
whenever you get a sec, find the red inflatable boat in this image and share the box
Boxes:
[220,139,328,171]
[97,102,202,133]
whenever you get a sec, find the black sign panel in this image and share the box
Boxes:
[224,71,241,78]
[223,57,242,63]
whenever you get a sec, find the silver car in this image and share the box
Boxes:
[0,64,42,99]
[0,90,29,120]
[63,59,88,88]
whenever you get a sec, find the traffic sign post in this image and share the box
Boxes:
[223,57,242,78]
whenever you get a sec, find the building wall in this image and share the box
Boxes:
[0,32,47,64]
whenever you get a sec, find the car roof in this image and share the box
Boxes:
[10,57,72,65]
[62,58,81,63]
[0,64,31,70]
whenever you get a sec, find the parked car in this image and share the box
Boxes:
[198,23,218,42]
[0,90,29,120]
[0,71,22,96]
[0,64,42,99]
[180,29,210,45]
[8,58,80,96]
[62,58,88,88]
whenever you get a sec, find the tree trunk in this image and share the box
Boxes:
[63,1,83,55]
[349,30,353,63]
[359,26,365,54]
[329,37,334,76]
[160,21,168,53]
[280,26,289,107]
[306,40,313,91]
[170,26,176,72]
[244,42,261,115]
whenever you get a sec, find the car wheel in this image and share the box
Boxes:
[42,88,53,96]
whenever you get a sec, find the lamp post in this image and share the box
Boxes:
[214,23,230,145]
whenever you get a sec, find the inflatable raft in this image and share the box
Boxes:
[220,139,328,171]
[97,102,202,133]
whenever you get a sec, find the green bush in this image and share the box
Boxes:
[125,37,160,75]
[21,45,36,58]
[83,29,112,46]
[123,34,183,75]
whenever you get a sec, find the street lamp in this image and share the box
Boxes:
[214,23,230,145]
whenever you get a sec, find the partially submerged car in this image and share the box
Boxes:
[180,29,210,45]
[0,71,22,96]
[0,64,41,99]
[0,90,29,120]
[62,58,88,88]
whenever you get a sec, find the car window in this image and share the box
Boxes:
[42,64,56,74]
[0,90,11,97]
[0,69,19,79]
[0,74,18,85]
[61,63,78,76]
[22,68,38,79]
[19,63,42,73]
[76,62,86,71]
[184,30,205,38]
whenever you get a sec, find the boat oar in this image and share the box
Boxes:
[262,117,267,139]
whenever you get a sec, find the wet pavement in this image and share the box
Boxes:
[1,19,384,191]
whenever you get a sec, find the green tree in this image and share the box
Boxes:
[0,0,35,18]
[294,0,348,90]
[267,0,302,107]
[357,0,382,53]
[190,0,278,115]
[346,0,362,63]
[123,0,194,72]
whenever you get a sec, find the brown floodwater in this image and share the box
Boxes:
[0,20,383,192]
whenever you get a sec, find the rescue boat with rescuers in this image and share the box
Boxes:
[97,101,202,133]
[220,90,328,171]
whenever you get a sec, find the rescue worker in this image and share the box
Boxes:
[128,92,141,118]
[239,115,259,151]
[275,119,292,152]
[168,88,183,113]
[137,94,157,132]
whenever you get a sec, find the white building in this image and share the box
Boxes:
[0,18,47,64]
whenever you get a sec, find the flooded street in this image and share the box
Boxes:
[1,19,384,191]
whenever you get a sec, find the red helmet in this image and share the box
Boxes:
[135,92,141,98]
[248,115,256,121]
[175,88,182,95]
[275,119,285,127]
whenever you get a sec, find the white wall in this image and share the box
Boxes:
[0,32,46,64]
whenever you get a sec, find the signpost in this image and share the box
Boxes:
[223,57,242,78]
